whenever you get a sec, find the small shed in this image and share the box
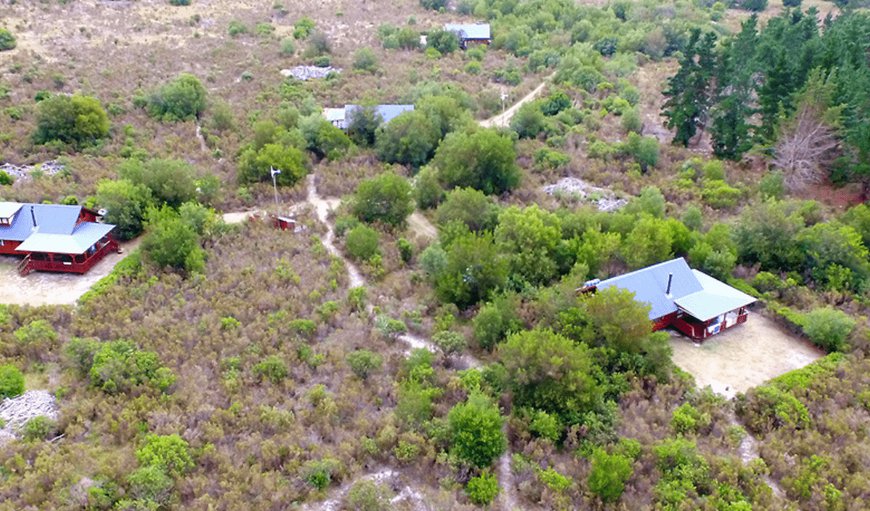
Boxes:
[444,23,492,48]
[584,258,756,340]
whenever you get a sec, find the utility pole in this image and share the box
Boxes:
[270,167,281,207]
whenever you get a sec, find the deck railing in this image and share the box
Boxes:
[26,239,118,275]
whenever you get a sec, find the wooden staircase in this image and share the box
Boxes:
[17,255,33,276]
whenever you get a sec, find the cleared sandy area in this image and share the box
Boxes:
[670,311,824,399]
[0,239,141,307]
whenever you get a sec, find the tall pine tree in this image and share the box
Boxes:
[710,16,760,159]
[662,29,718,146]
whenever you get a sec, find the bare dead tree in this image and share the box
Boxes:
[773,104,840,191]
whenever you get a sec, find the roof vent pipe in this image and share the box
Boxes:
[666,272,673,297]
[30,206,38,231]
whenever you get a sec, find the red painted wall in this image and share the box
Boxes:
[0,239,21,255]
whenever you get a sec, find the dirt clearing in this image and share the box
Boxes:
[0,239,141,307]
[670,312,823,399]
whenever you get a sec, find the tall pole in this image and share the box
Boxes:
[270,167,281,207]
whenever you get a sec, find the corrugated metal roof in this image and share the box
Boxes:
[345,104,415,127]
[0,203,83,241]
[597,258,701,320]
[324,108,345,123]
[16,222,114,254]
[596,258,756,322]
[674,270,757,321]
[0,202,22,219]
[444,23,491,40]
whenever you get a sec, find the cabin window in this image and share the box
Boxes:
[0,217,9,225]
[0,240,4,246]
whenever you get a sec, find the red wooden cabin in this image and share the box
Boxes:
[580,258,756,341]
[0,202,118,276]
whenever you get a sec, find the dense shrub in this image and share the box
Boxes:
[448,392,506,468]
[136,434,194,476]
[345,225,380,261]
[353,47,379,73]
[346,350,383,380]
[345,480,392,510]
[146,73,207,121]
[427,29,459,54]
[0,28,16,51]
[34,94,110,148]
[141,207,206,274]
[22,416,56,441]
[237,143,308,186]
[433,129,520,195]
[420,0,448,9]
[473,295,521,350]
[375,111,440,167]
[351,172,413,227]
[0,364,25,399]
[96,179,155,240]
[800,307,856,352]
[89,340,176,395]
[466,471,499,505]
[253,355,288,383]
[436,187,498,233]
[498,329,601,423]
[118,159,197,208]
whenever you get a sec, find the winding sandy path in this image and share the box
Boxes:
[480,74,555,128]
[302,175,515,510]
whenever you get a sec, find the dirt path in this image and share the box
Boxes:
[480,74,554,128]
[727,410,786,499]
[303,175,511,509]
[407,212,437,241]
[195,124,208,153]
[221,210,263,225]
[498,425,520,511]
[669,312,823,399]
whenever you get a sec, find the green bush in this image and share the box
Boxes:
[126,465,174,504]
[34,94,110,148]
[527,409,562,442]
[253,355,288,383]
[0,364,25,399]
[346,350,383,380]
[351,172,413,227]
[22,416,56,441]
[141,207,205,274]
[345,480,392,510]
[302,458,341,490]
[588,449,633,502]
[146,73,207,121]
[800,307,856,352]
[428,29,459,54]
[228,20,248,37]
[136,434,194,476]
[89,340,176,395]
[397,238,413,264]
[0,28,16,51]
[621,133,659,171]
[95,179,154,241]
[432,331,466,356]
[433,129,520,195]
[0,170,12,186]
[346,225,380,261]
[466,471,499,505]
[448,392,506,468]
[671,403,711,435]
[279,37,296,56]
[353,47,379,73]
[420,0,448,9]
[293,17,315,39]
[375,111,440,168]
[414,167,443,209]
